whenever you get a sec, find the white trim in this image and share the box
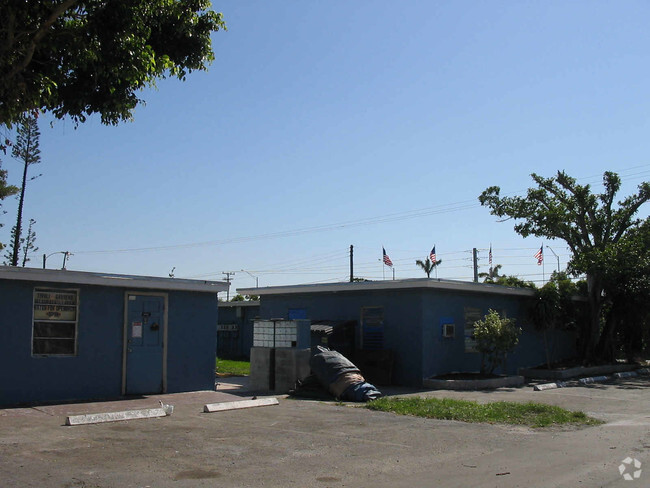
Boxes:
[238,278,535,297]
[0,266,228,293]
[122,292,169,395]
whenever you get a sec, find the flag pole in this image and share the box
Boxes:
[489,243,492,277]
[541,242,545,285]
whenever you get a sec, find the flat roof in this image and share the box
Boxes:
[0,266,229,293]
[238,278,535,297]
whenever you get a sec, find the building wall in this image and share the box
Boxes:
[167,291,219,392]
[421,290,577,377]
[0,280,124,405]
[422,290,522,377]
[258,287,578,386]
[260,290,425,386]
[217,303,259,359]
[0,279,217,406]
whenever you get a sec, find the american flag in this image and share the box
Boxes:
[534,245,543,265]
[430,246,436,263]
[489,245,492,266]
[382,247,393,267]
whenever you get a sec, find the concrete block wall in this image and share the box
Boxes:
[249,347,272,391]
[274,348,310,392]
[249,346,310,393]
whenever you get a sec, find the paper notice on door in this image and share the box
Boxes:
[132,322,143,338]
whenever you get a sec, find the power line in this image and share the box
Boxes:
[65,164,650,260]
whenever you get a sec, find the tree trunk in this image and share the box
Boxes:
[10,158,28,266]
[543,329,551,369]
[582,273,603,365]
[595,302,618,363]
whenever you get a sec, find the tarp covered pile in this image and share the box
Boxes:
[307,346,382,402]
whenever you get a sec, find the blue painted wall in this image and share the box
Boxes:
[167,291,218,392]
[260,290,425,386]
[420,289,576,378]
[217,303,259,359]
[257,285,577,386]
[0,279,217,406]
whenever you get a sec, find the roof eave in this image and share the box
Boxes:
[238,278,535,297]
[0,266,229,293]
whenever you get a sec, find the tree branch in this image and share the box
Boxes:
[6,0,79,81]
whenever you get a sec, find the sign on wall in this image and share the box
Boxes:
[33,290,78,321]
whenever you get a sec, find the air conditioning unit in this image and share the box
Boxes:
[442,323,455,338]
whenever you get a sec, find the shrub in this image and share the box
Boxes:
[474,309,522,374]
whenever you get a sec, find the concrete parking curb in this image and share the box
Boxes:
[66,406,172,426]
[534,368,648,391]
[578,375,609,385]
[203,397,279,413]
[533,381,568,391]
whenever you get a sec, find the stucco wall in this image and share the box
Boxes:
[167,291,218,392]
[217,304,259,359]
[257,286,578,386]
[0,279,217,406]
[260,290,425,386]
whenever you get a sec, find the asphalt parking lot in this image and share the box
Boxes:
[1,376,649,488]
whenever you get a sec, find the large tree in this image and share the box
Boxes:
[0,1,225,127]
[479,171,650,363]
[597,219,650,361]
[6,115,41,266]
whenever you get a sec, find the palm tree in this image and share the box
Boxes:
[478,264,503,282]
[415,257,442,278]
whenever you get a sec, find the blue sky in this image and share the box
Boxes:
[2,1,650,297]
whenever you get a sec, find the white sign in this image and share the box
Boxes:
[132,322,143,338]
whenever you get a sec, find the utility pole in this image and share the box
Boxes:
[472,248,479,283]
[222,271,235,301]
[546,245,561,273]
[62,251,71,270]
[349,245,354,282]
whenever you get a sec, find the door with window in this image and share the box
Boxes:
[125,294,166,395]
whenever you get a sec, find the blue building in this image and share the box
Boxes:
[0,266,227,406]
[217,300,260,359]
[238,279,577,387]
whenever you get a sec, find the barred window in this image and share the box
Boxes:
[33,288,78,356]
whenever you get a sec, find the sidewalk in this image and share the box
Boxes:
[1,378,255,419]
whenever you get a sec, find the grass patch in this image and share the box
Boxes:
[367,397,602,428]
[216,358,250,376]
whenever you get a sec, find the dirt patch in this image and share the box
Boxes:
[173,469,222,480]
